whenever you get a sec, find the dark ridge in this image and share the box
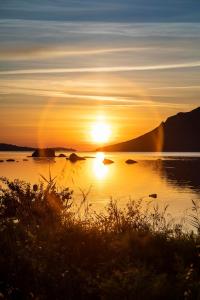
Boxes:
[97,107,200,152]
[0,143,76,152]
[0,143,35,151]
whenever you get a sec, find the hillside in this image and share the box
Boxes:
[97,107,200,152]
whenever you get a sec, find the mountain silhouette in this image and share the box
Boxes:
[0,143,76,152]
[0,144,34,151]
[97,107,200,152]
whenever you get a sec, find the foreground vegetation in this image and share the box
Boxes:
[0,177,200,300]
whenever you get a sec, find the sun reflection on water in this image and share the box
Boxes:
[93,152,108,180]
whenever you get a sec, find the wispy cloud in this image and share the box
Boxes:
[0,47,151,60]
[150,85,200,90]
[1,61,200,75]
[0,82,195,111]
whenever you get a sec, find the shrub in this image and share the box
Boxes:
[0,178,199,299]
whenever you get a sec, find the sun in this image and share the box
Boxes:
[91,122,111,144]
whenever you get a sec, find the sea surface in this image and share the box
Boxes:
[0,151,200,224]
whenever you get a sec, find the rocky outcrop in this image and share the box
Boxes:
[149,194,157,199]
[58,153,66,157]
[103,158,114,165]
[32,149,55,157]
[68,153,85,162]
[125,159,137,164]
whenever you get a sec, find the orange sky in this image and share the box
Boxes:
[0,20,199,150]
[0,74,196,150]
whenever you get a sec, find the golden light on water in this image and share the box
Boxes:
[93,152,108,180]
[91,122,111,144]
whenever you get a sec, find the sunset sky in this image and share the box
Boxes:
[0,0,200,150]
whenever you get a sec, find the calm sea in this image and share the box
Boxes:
[0,151,200,223]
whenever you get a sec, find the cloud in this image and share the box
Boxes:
[1,61,200,75]
[0,81,196,110]
[150,85,200,90]
[0,0,200,22]
[0,47,151,60]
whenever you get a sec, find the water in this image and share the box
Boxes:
[0,151,200,222]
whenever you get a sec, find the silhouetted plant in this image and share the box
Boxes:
[0,177,199,300]
[188,200,200,234]
[0,176,73,229]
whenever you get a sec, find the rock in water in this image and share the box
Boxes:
[58,153,66,157]
[32,149,55,157]
[125,159,137,164]
[6,159,15,162]
[149,194,158,199]
[68,153,85,162]
[103,158,114,165]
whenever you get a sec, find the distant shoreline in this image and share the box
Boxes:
[0,143,76,152]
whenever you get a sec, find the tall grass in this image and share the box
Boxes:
[0,177,199,299]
